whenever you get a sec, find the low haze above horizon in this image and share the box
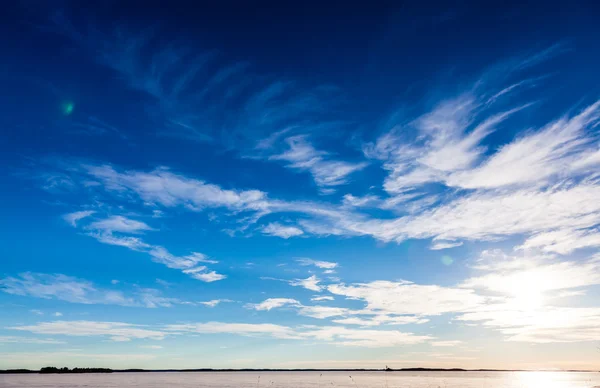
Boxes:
[1,0,600,371]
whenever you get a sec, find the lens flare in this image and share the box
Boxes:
[441,255,454,266]
[61,101,75,116]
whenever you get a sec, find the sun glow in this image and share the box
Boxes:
[514,371,581,388]
[507,272,546,310]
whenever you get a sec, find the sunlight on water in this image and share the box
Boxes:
[1,371,600,388]
[515,371,565,388]
[512,371,599,388]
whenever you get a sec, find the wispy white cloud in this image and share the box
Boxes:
[296,258,338,269]
[48,163,359,244]
[84,165,269,213]
[342,194,380,208]
[1,273,124,305]
[447,101,600,189]
[246,298,300,311]
[148,248,214,270]
[63,210,95,227]
[64,211,225,282]
[517,228,600,255]
[255,127,293,150]
[199,299,232,307]
[88,215,155,234]
[51,14,352,154]
[296,305,356,320]
[0,273,182,308]
[431,340,463,347]
[351,69,600,250]
[323,180,600,246]
[457,306,600,344]
[167,321,432,347]
[51,102,600,261]
[10,321,167,342]
[262,223,304,239]
[155,279,172,287]
[331,316,428,326]
[40,32,600,262]
[135,288,183,308]
[289,275,322,292]
[246,297,348,319]
[328,280,483,316]
[270,136,367,190]
[248,297,429,325]
[63,149,600,253]
[0,336,66,345]
[151,209,164,218]
[253,252,600,340]
[166,322,299,340]
[0,351,156,369]
[182,268,226,282]
[364,93,530,194]
[191,254,220,264]
[430,240,463,250]
[88,232,152,251]
[295,326,433,348]
[70,116,126,139]
[311,295,334,302]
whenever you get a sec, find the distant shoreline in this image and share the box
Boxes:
[1,367,598,374]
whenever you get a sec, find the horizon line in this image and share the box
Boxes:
[1,367,598,374]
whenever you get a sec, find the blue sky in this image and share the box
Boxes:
[2,1,600,370]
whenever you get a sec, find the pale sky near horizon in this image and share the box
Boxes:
[1,0,600,371]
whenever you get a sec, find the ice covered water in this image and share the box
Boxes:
[1,371,600,388]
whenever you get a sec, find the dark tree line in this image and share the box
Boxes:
[40,367,113,374]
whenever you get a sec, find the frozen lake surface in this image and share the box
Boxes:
[2,371,600,388]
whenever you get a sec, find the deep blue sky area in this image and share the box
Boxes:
[1,0,600,371]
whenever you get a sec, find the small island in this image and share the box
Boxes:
[40,367,113,374]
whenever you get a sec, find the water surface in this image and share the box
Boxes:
[2,371,600,388]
